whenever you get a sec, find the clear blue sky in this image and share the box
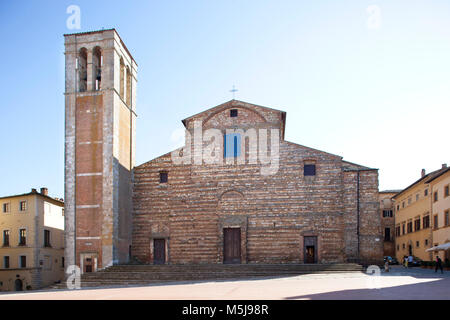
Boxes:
[1,0,449,199]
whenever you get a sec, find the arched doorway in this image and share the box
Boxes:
[14,279,23,291]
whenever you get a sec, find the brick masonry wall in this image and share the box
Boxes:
[132,101,383,265]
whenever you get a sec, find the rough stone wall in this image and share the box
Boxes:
[132,101,382,265]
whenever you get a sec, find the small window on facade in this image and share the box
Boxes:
[397,205,400,211]
[3,230,9,247]
[19,201,27,211]
[402,223,405,235]
[423,215,430,229]
[159,172,168,183]
[19,229,26,246]
[416,194,419,201]
[414,218,421,231]
[384,228,390,241]
[230,109,238,117]
[416,241,420,248]
[402,202,405,208]
[2,203,9,213]
[4,256,9,269]
[407,221,413,233]
[44,230,51,247]
[304,164,316,176]
[397,245,399,251]
[402,243,405,249]
[445,185,449,198]
[434,215,438,229]
[425,239,428,246]
[424,189,428,196]
[445,210,449,226]
[20,256,26,268]
[434,191,438,202]
[383,210,393,218]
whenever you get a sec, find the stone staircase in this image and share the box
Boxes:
[50,263,364,289]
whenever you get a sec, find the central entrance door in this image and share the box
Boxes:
[304,236,318,264]
[153,239,166,265]
[223,228,241,264]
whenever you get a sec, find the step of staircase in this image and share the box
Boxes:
[49,263,364,289]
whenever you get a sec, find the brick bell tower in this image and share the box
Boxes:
[64,29,137,272]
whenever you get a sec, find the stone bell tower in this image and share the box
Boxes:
[64,29,137,272]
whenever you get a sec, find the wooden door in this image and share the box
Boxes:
[223,228,241,264]
[154,239,166,265]
[84,257,93,273]
[304,236,317,264]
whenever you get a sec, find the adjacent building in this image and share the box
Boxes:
[379,190,401,258]
[393,165,448,262]
[427,166,450,261]
[0,188,64,291]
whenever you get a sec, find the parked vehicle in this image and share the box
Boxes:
[383,256,399,265]
[409,256,422,267]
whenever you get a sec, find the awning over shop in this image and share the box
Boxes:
[426,242,450,252]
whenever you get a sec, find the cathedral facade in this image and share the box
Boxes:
[64,29,383,272]
[132,99,383,265]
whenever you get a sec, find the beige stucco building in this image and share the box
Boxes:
[393,165,448,262]
[0,188,65,291]
[427,166,450,261]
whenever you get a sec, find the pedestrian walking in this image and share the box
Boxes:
[435,256,443,274]
[384,258,389,272]
[408,255,413,267]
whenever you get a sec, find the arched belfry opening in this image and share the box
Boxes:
[77,48,87,92]
[126,66,131,105]
[92,46,102,91]
[120,58,125,99]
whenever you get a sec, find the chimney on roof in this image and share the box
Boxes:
[31,188,37,193]
[40,187,48,196]
[443,164,447,169]
[421,169,426,177]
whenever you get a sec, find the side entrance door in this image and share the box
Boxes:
[223,228,241,264]
[154,239,166,265]
[304,236,318,264]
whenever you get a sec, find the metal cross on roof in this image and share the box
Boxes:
[230,85,238,99]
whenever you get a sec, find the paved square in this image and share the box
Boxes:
[0,266,449,300]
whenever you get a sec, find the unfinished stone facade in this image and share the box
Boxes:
[132,100,383,265]
[64,29,137,272]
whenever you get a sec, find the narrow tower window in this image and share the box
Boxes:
[78,48,87,92]
[120,58,125,99]
[126,66,132,105]
[92,46,102,91]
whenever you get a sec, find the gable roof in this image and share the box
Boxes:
[393,166,449,199]
[0,190,64,206]
[181,99,287,139]
[424,166,450,184]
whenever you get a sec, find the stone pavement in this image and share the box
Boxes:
[0,266,449,300]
